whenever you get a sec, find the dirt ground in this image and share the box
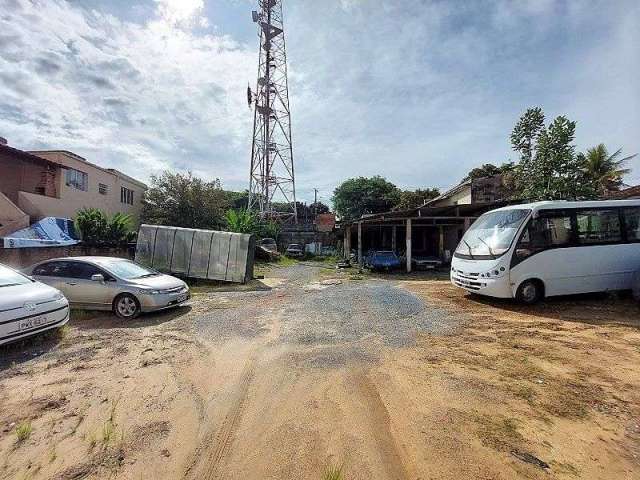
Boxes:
[1,263,639,480]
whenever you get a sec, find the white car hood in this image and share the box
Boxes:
[127,274,186,290]
[0,282,63,311]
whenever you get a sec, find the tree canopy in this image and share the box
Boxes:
[510,108,593,200]
[395,188,440,210]
[142,171,230,229]
[462,163,514,182]
[581,144,635,195]
[332,176,401,220]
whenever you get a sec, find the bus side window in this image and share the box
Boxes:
[624,207,640,241]
[515,215,572,261]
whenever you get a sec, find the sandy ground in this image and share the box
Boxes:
[1,263,639,480]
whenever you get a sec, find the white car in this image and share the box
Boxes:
[0,263,70,346]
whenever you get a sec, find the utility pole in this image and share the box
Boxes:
[247,0,297,223]
[313,188,318,218]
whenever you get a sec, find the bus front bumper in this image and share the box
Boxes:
[450,271,513,298]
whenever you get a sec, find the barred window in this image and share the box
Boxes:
[65,168,88,191]
[120,186,134,205]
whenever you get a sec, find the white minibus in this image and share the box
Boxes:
[450,200,640,303]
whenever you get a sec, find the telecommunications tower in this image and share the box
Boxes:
[247,0,297,222]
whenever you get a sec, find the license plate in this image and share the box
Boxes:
[20,314,50,331]
[177,293,188,303]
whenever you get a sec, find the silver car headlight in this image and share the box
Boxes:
[52,291,65,301]
[136,288,162,295]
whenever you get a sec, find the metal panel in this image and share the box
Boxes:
[135,225,157,267]
[153,227,176,272]
[188,230,214,279]
[135,225,253,283]
[208,232,231,281]
[171,228,194,275]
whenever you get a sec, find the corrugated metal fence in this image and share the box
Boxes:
[135,225,255,283]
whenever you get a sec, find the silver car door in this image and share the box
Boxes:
[63,262,109,307]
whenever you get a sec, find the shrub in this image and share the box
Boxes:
[75,208,133,246]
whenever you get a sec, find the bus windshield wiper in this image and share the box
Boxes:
[462,239,475,259]
[477,236,496,259]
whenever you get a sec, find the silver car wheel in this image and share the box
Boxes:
[521,284,537,302]
[116,296,138,318]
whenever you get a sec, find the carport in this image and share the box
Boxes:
[341,203,502,272]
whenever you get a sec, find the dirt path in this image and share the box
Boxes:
[1,264,639,479]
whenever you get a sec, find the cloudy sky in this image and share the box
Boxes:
[0,0,638,204]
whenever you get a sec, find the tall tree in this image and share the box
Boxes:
[332,176,400,220]
[142,171,230,229]
[581,144,635,195]
[511,108,595,200]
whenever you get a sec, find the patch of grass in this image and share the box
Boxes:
[348,274,364,281]
[471,413,523,451]
[102,420,115,444]
[322,464,345,480]
[70,309,100,321]
[15,421,32,443]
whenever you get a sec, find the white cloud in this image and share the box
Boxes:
[0,0,254,187]
[154,0,207,28]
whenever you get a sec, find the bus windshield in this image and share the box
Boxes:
[455,209,530,259]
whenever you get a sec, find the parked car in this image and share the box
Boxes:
[367,251,402,271]
[412,255,443,270]
[25,257,190,319]
[285,244,304,257]
[259,238,278,253]
[0,263,69,346]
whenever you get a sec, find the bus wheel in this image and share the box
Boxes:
[516,280,543,305]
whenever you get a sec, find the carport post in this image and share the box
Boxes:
[438,226,445,258]
[344,225,351,259]
[406,218,412,273]
[357,222,363,267]
[392,225,397,253]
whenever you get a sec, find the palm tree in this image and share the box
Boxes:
[582,144,636,195]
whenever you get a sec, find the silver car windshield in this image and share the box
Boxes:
[456,209,530,258]
[105,261,159,280]
[0,264,32,287]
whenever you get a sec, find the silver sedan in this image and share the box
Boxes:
[26,257,190,319]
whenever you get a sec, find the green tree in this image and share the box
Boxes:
[581,144,635,195]
[332,176,401,221]
[142,171,229,229]
[511,108,595,200]
[75,208,108,245]
[462,162,514,182]
[395,188,440,210]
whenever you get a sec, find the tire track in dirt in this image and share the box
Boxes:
[353,370,412,480]
[184,356,257,480]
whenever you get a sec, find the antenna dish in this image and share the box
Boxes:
[251,11,259,22]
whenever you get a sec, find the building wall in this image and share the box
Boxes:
[434,186,472,206]
[29,151,146,225]
[0,244,133,270]
[0,191,29,237]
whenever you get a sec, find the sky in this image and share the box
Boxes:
[0,0,638,204]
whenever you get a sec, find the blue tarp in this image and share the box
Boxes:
[2,217,79,248]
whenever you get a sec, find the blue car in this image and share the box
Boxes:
[367,251,401,271]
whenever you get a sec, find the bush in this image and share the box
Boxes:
[75,208,133,246]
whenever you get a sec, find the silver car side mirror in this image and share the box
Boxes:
[91,274,105,283]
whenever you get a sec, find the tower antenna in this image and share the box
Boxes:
[248,0,297,222]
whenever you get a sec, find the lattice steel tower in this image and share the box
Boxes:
[247,0,297,222]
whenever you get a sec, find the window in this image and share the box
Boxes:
[65,168,88,191]
[33,261,74,277]
[455,209,530,259]
[67,262,111,280]
[98,183,109,195]
[514,212,573,262]
[623,207,640,241]
[121,186,134,205]
[576,209,621,244]
[0,264,32,287]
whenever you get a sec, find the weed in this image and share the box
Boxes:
[322,464,345,480]
[102,420,115,444]
[15,421,32,443]
[55,325,71,341]
[48,446,57,463]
